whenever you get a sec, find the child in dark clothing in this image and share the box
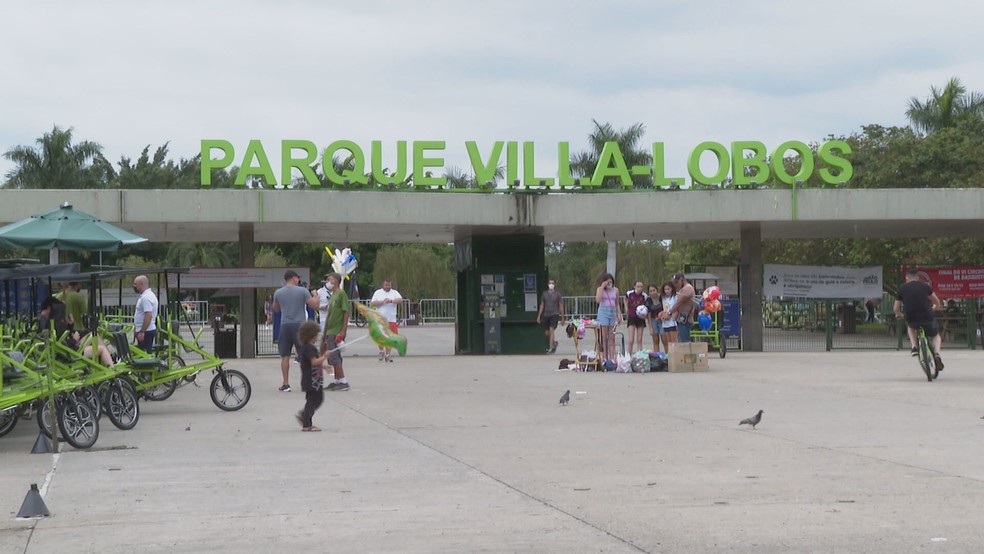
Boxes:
[295,321,328,432]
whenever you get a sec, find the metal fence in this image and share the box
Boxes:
[563,296,600,320]
[88,296,983,356]
[418,298,455,324]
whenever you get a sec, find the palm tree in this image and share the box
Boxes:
[571,120,654,278]
[2,125,112,188]
[906,77,984,134]
[571,120,653,189]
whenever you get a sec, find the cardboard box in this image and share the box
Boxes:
[668,342,709,372]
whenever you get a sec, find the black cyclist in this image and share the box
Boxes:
[893,269,944,372]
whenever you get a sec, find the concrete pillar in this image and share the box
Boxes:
[239,223,257,358]
[606,241,617,277]
[740,224,763,352]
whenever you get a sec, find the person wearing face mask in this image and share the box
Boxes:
[536,278,565,353]
[132,275,159,352]
[314,274,334,334]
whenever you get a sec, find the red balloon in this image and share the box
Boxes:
[706,299,722,313]
[702,286,721,301]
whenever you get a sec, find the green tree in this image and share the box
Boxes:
[114,143,205,189]
[371,244,454,299]
[443,164,504,189]
[2,125,113,189]
[165,242,235,267]
[906,77,984,135]
[546,242,607,296]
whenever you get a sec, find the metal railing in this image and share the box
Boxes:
[418,298,455,323]
[563,296,600,320]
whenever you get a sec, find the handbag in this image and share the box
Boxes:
[676,302,693,325]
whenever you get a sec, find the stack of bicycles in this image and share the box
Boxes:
[1,316,251,450]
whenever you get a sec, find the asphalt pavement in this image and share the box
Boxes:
[3,325,984,553]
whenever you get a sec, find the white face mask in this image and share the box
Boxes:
[326,282,335,291]
[548,283,555,290]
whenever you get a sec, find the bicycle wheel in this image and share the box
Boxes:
[0,409,18,438]
[135,372,178,401]
[77,385,102,420]
[58,397,99,449]
[105,384,140,430]
[37,397,63,439]
[210,369,251,411]
[917,335,934,382]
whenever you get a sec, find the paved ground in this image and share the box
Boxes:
[2,326,984,553]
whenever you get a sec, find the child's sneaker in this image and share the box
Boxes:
[278,384,291,392]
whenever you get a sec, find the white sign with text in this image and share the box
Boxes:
[764,264,882,299]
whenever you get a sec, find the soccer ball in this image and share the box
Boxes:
[635,305,649,317]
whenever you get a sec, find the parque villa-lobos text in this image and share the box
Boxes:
[200,139,853,189]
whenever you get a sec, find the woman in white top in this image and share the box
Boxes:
[659,280,678,350]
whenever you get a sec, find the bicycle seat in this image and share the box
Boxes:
[2,351,27,381]
[110,332,166,370]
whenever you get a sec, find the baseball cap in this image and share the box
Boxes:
[284,270,299,280]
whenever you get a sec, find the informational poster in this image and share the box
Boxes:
[482,274,506,317]
[763,264,882,299]
[523,273,538,312]
[904,266,984,299]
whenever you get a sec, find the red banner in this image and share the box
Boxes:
[906,266,984,299]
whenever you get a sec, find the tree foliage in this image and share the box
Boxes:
[2,125,113,189]
[571,120,653,188]
[371,244,454,299]
[906,77,984,135]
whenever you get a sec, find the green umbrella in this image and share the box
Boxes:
[0,202,147,252]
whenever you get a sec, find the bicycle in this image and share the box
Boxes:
[914,326,938,382]
[350,302,367,328]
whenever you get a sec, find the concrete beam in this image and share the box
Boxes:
[1,188,982,244]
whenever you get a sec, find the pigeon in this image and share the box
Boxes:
[559,390,570,406]
[739,410,764,429]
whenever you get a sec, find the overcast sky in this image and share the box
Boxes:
[2,1,982,185]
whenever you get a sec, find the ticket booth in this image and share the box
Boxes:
[456,235,546,354]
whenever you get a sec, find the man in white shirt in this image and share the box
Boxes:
[132,275,159,352]
[370,278,403,362]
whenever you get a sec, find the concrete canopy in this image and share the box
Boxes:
[0,188,981,244]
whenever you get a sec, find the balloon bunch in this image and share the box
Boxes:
[701,286,722,313]
[702,286,721,302]
[697,286,722,331]
[325,246,358,280]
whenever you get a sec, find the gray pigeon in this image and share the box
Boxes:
[559,390,570,406]
[739,410,764,429]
